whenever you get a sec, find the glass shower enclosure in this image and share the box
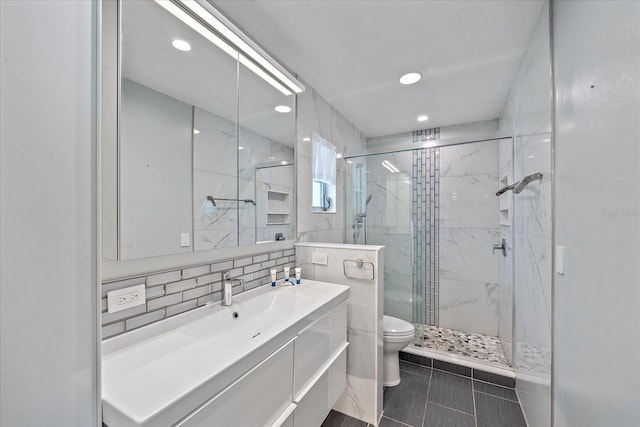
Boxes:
[346,139,512,368]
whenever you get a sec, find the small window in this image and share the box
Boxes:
[312,180,332,211]
[311,133,337,213]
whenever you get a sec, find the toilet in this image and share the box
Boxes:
[383,315,415,387]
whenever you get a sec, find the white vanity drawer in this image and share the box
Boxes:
[176,340,294,427]
[293,344,347,427]
[294,302,347,397]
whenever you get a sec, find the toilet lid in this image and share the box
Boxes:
[383,315,415,336]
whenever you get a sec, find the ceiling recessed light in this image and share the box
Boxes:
[172,39,191,52]
[399,72,422,85]
[193,129,200,134]
[417,115,429,122]
[302,137,311,142]
[281,161,288,165]
[238,146,245,150]
[274,105,291,113]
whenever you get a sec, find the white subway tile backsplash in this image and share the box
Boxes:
[146,285,166,299]
[183,285,211,300]
[197,292,221,306]
[147,293,182,311]
[233,256,253,268]
[243,263,262,274]
[102,322,124,339]
[166,300,198,317]
[196,273,221,286]
[147,270,181,287]
[102,304,146,324]
[252,254,269,263]
[102,277,145,298]
[126,310,166,331]
[260,260,276,269]
[226,267,243,277]
[165,278,197,294]
[182,265,210,279]
[101,248,292,339]
[210,260,233,272]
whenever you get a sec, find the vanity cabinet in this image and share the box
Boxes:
[102,282,349,427]
[176,302,347,427]
[292,303,348,427]
[176,340,294,427]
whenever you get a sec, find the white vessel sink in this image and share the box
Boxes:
[102,280,349,427]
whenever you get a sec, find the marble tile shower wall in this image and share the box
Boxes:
[296,80,367,244]
[498,2,552,426]
[364,152,413,321]
[193,108,294,250]
[438,141,501,336]
[101,249,296,339]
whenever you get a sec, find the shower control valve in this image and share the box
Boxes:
[492,238,507,257]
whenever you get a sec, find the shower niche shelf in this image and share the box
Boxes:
[499,174,511,226]
[266,190,291,225]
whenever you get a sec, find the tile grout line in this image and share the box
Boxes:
[421,367,433,426]
[380,415,414,427]
[426,401,476,418]
[473,389,519,403]
[472,379,479,427]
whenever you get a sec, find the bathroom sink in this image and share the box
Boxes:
[102,280,349,427]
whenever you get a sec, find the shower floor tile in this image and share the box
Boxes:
[421,325,510,367]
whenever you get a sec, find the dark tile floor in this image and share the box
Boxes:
[321,361,527,427]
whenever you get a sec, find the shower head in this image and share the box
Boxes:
[365,194,373,205]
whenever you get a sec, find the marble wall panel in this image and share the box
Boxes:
[438,279,499,336]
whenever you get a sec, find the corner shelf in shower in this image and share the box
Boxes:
[499,174,511,226]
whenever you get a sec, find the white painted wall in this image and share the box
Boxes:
[552,1,640,425]
[0,1,99,425]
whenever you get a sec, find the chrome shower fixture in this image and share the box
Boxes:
[207,196,256,206]
[496,172,542,196]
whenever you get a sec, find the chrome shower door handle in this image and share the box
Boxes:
[493,238,507,257]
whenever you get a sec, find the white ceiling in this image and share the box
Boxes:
[213,0,545,138]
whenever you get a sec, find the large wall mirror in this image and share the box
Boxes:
[103,0,299,261]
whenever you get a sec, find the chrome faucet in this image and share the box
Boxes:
[221,271,244,306]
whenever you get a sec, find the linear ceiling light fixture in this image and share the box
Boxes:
[154,0,305,96]
[382,160,399,173]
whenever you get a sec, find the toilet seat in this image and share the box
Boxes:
[383,315,414,337]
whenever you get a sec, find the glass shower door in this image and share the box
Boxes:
[346,151,424,343]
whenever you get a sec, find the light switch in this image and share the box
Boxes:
[181,233,190,247]
[556,245,566,275]
[312,252,328,265]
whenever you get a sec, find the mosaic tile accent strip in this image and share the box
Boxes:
[101,248,296,339]
[411,148,440,326]
[412,149,427,325]
[412,127,441,142]
[422,324,510,367]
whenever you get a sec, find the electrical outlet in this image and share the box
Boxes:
[107,284,146,313]
[312,252,328,265]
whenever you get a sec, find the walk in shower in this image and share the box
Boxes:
[346,136,515,371]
